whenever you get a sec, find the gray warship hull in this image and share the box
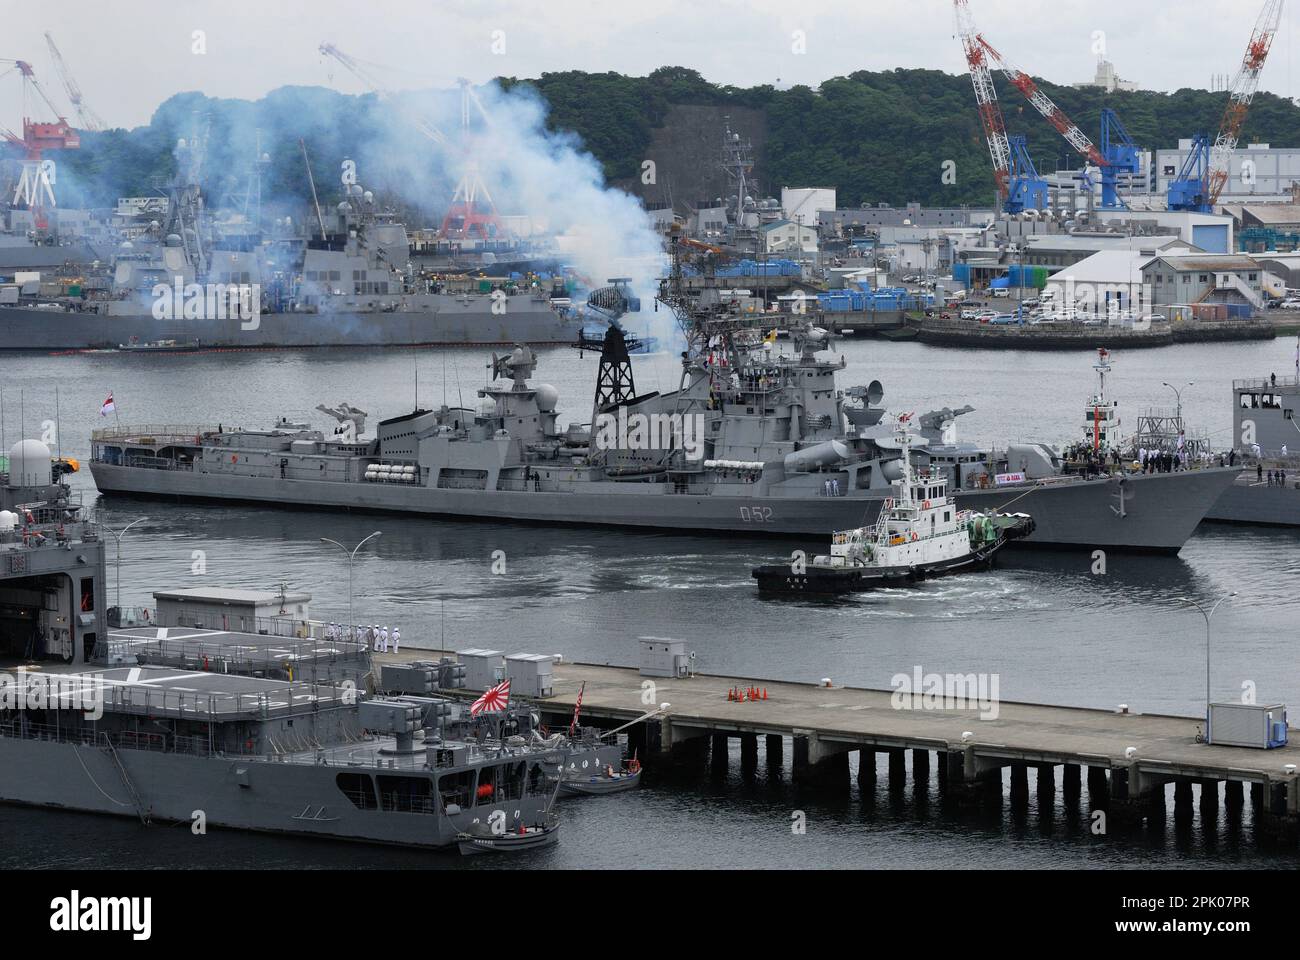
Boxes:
[0,735,519,849]
[0,297,583,351]
[1204,473,1300,526]
[87,460,1239,553]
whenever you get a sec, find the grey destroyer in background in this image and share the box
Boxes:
[89,302,1237,553]
[0,142,585,350]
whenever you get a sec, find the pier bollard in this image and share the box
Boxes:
[766,734,784,766]
[1062,763,1081,802]
[912,749,930,784]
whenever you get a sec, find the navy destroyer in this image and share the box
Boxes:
[0,147,588,350]
[88,301,1237,552]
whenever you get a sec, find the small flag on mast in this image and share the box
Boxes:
[99,393,115,417]
[470,678,511,716]
[569,681,586,736]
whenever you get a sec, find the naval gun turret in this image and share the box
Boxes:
[916,406,975,446]
[315,402,368,443]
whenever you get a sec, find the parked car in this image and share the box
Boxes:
[991,289,1010,299]
[989,314,1023,325]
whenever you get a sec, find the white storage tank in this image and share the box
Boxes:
[1208,702,1288,748]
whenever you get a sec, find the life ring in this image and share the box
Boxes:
[923,499,932,509]
[911,533,918,542]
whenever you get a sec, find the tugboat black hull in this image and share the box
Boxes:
[752,519,1035,596]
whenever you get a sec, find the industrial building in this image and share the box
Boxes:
[1141,253,1278,311]
[1154,141,1300,201]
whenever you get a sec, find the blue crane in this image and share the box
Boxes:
[1167,134,1213,213]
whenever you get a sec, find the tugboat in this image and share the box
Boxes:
[752,415,1034,595]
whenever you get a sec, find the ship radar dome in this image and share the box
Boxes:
[165,233,183,247]
[8,439,51,487]
[534,383,559,412]
[0,510,16,531]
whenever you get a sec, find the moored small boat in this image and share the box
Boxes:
[456,816,560,855]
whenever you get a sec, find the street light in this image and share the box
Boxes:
[320,531,382,640]
[101,516,146,614]
[1161,380,1194,425]
[1177,591,1236,736]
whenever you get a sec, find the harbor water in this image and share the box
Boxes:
[3,336,1299,868]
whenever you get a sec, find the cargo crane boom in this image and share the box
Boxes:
[43,32,104,132]
[953,0,1012,200]
[318,42,448,147]
[1208,0,1284,206]
[976,36,1106,169]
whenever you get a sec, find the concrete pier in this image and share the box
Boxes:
[381,651,1300,838]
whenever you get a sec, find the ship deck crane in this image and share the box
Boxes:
[1207,0,1284,206]
[318,42,502,242]
[43,32,104,132]
[0,57,80,229]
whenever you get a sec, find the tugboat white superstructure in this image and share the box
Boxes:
[752,416,1034,595]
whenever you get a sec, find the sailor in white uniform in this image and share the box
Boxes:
[391,626,400,653]
[380,625,390,653]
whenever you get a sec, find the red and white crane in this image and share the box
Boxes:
[318,43,503,241]
[975,35,1106,170]
[43,32,105,133]
[0,57,80,227]
[1207,0,1284,206]
[953,0,1012,200]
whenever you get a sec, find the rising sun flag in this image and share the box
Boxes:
[470,679,511,717]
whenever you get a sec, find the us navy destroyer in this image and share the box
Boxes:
[0,146,586,350]
[88,300,1237,552]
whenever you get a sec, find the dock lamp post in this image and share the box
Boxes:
[102,517,146,616]
[320,532,382,641]
[1162,381,1194,426]
[1178,592,1236,738]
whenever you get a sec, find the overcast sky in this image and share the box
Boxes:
[4,0,1298,129]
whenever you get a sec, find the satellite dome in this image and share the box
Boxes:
[0,510,16,531]
[337,201,352,214]
[176,137,187,149]
[534,383,559,412]
[8,439,51,487]
[362,190,374,203]
[165,233,183,247]
[119,240,134,250]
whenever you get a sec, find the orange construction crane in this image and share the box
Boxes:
[0,58,79,229]
[1208,0,1284,206]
